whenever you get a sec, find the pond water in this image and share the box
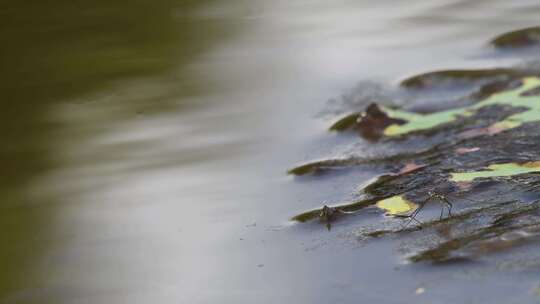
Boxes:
[2,1,540,303]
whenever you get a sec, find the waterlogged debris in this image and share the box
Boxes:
[455,181,473,191]
[292,118,540,260]
[383,77,540,137]
[397,162,426,175]
[407,203,540,263]
[400,68,519,89]
[329,103,407,140]
[288,158,359,176]
[329,112,360,131]
[450,162,540,182]
[291,165,428,223]
[328,76,540,139]
[287,158,364,176]
[356,103,407,140]
[455,147,480,155]
[290,28,540,263]
[376,195,417,215]
[491,26,540,49]
[287,147,435,176]
[291,122,540,260]
[457,122,514,139]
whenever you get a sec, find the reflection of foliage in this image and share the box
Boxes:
[290,27,540,263]
[0,0,235,297]
[0,0,233,192]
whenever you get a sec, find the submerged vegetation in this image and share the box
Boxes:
[290,26,540,263]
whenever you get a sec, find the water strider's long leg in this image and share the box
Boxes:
[442,196,452,217]
[427,191,454,220]
[402,202,425,228]
[439,199,445,220]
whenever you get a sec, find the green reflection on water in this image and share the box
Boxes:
[0,0,234,299]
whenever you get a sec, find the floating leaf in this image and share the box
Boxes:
[376,195,417,215]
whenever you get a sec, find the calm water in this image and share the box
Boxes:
[2,1,540,303]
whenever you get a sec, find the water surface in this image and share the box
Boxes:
[2,1,540,303]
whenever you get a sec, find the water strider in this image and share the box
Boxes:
[401,191,453,229]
